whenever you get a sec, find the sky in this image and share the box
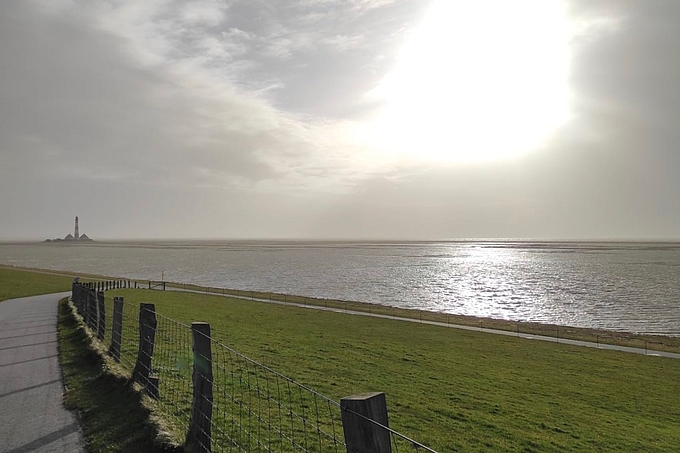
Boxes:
[1,0,679,240]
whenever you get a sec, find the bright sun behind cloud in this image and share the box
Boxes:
[361,0,574,165]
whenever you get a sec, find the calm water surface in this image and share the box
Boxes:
[1,241,679,335]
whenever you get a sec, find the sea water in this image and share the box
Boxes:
[1,240,679,335]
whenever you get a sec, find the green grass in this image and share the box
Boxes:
[2,264,675,352]
[105,288,680,453]
[58,297,181,453]
[0,266,74,301]
[5,265,679,452]
[167,281,680,354]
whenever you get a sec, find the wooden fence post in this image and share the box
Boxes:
[97,291,106,341]
[133,303,157,398]
[72,282,80,315]
[108,297,124,362]
[81,285,87,315]
[71,282,77,310]
[186,322,213,453]
[91,290,98,331]
[75,284,81,315]
[340,392,392,453]
[86,289,92,328]
[84,290,92,329]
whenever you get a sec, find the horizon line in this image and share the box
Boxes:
[2,237,680,244]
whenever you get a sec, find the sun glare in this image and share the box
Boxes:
[363,0,573,165]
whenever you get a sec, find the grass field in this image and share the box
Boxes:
[104,288,680,453]
[0,268,170,452]
[2,263,677,352]
[166,281,680,354]
[0,266,74,301]
[58,297,179,453]
[3,266,679,452]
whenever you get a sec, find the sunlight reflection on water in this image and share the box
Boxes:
[2,241,679,335]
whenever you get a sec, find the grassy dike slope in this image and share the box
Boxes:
[0,266,73,301]
[0,267,167,451]
[58,298,178,453]
[109,289,680,453]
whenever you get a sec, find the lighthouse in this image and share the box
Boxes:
[44,216,93,242]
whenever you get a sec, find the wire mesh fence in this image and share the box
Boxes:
[151,311,195,439]
[71,281,438,453]
[206,333,346,453]
[102,294,140,372]
[119,298,140,371]
[339,402,437,453]
[100,293,113,347]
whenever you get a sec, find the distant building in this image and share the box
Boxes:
[44,216,94,242]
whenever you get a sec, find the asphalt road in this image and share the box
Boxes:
[0,292,85,453]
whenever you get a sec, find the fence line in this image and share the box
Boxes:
[205,331,346,453]
[70,280,437,453]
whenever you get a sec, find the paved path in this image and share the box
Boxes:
[0,292,85,453]
[167,285,680,360]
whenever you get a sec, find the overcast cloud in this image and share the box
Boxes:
[1,0,679,240]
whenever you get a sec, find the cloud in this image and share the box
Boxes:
[302,0,680,240]
[0,1,388,195]
[2,0,421,238]
[1,0,679,240]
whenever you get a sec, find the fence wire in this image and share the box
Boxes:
[112,295,140,372]
[72,282,438,453]
[149,311,195,440]
[340,405,437,453]
[202,333,345,453]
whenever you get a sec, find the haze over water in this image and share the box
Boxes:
[2,241,679,335]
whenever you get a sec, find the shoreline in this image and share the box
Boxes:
[164,281,680,353]
[3,263,679,353]
[2,240,678,337]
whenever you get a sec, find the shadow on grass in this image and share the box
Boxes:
[58,298,183,453]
